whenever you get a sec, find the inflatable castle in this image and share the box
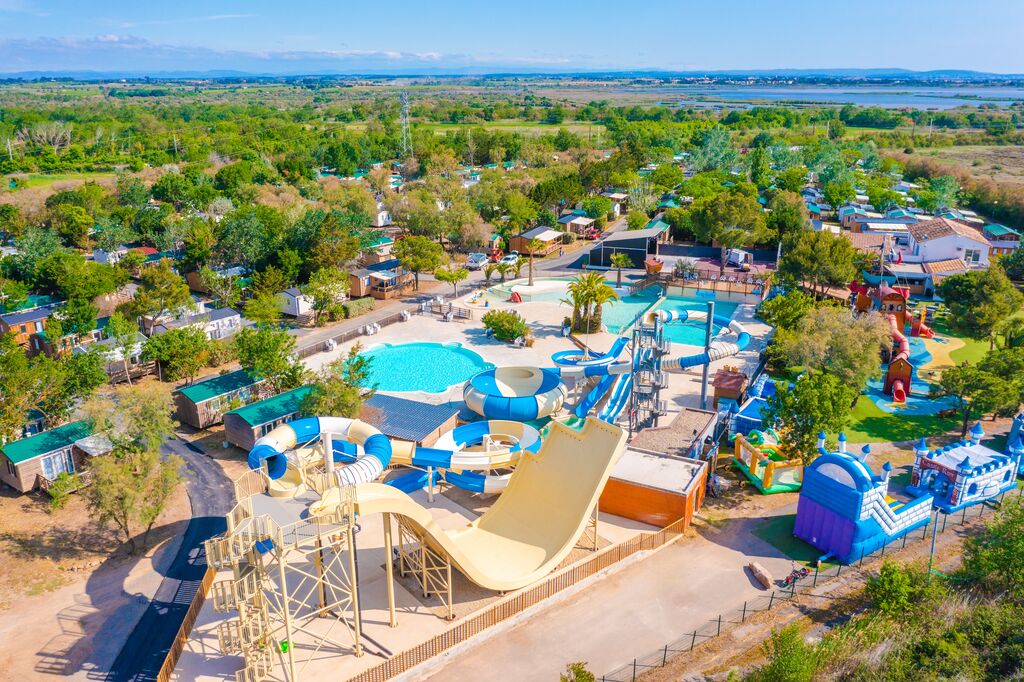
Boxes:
[794,433,933,564]
[905,422,1023,513]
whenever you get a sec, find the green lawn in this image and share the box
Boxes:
[844,394,961,444]
[752,514,838,569]
[7,171,116,190]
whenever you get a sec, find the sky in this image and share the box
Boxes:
[0,0,1021,75]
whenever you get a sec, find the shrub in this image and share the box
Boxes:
[342,297,375,319]
[482,309,530,342]
[47,472,80,512]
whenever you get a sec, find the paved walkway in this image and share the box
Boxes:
[418,510,797,682]
[106,439,233,681]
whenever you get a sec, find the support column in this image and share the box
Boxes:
[383,513,397,628]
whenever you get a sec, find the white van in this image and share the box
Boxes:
[726,248,753,270]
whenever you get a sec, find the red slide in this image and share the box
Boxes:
[887,314,910,403]
[917,322,935,339]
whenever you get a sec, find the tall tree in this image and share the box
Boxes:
[142,326,210,384]
[199,266,243,309]
[234,326,306,393]
[394,235,445,290]
[301,343,377,419]
[609,252,632,288]
[84,383,182,554]
[106,312,139,386]
[690,192,765,275]
[132,259,193,324]
[434,266,469,296]
[777,230,858,297]
[302,267,350,325]
[764,372,857,464]
[938,268,1024,349]
[931,362,1016,437]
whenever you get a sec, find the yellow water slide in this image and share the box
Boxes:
[331,418,627,592]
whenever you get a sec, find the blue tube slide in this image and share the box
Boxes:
[574,372,617,418]
[551,336,630,367]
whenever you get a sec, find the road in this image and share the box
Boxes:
[105,438,232,682]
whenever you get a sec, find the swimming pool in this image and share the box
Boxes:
[360,342,494,393]
[651,296,741,346]
[602,286,664,334]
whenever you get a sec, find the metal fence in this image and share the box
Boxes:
[601,494,1009,682]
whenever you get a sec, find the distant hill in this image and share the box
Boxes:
[0,68,1021,82]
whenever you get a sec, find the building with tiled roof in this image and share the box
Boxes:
[903,216,991,269]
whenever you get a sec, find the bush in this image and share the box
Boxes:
[206,337,237,367]
[482,309,530,342]
[47,472,81,512]
[342,297,375,319]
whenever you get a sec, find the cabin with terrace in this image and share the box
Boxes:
[557,212,595,236]
[349,259,413,300]
[0,420,111,494]
[983,223,1021,256]
[173,369,268,429]
[75,329,154,383]
[0,306,54,349]
[509,226,564,255]
[277,287,315,320]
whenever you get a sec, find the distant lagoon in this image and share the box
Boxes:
[648,85,1024,109]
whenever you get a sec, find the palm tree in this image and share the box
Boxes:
[483,263,496,282]
[609,252,632,287]
[999,317,1024,349]
[527,237,545,286]
[588,277,620,332]
[495,262,512,283]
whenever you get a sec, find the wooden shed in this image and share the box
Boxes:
[599,447,707,529]
[361,393,459,448]
[173,369,267,430]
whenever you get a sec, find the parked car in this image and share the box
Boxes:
[583,226,603,240]
[465,253,488,270]
[499,251,521,266]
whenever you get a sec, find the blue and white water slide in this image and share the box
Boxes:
[247,416,542,494]
[550,308,751,423]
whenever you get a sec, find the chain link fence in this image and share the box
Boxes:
[602,490,1014,682]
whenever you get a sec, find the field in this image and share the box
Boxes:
[906,145,1024,185]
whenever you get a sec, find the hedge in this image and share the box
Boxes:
[342,297,375,319]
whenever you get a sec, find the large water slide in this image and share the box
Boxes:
[887,314,910,403]
[312,418,628,592]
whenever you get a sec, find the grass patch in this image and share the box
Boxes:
[844,395,960,443]
[752,514,837,569]
[6,171,116,190]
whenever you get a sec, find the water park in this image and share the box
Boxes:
[174,269,1024,682]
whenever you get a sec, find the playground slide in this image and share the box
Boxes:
[887,314,910,403]
[328,418,628,592]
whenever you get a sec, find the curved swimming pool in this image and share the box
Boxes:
[360,342,494,393]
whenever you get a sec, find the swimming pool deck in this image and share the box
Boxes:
[305,288,771,418]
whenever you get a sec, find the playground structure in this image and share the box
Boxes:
[909,306,935,338]
[732,431,803,494]
[727,376,777,437]
[204,417,626,681]
[905,422,1024,513]
[794,434,933,564]
[883,313,913,403]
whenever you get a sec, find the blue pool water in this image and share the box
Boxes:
[360,342,494,393]
[602,286,664,334]
[651,296,741,346]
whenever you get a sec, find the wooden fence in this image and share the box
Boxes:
[157,564,216,682]
[346,517,688,682]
